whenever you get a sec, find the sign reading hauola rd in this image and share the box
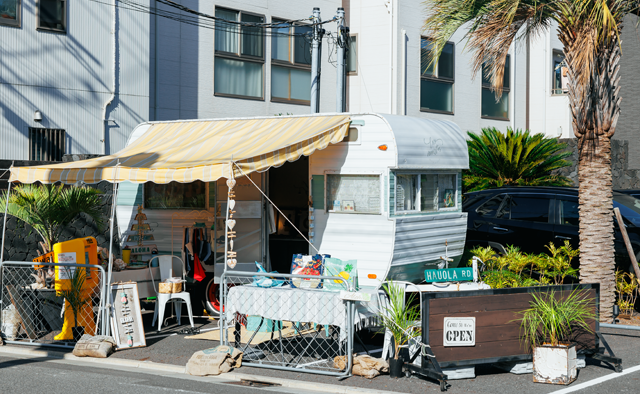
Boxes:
[424,267,473,283]
[443,317,476,347]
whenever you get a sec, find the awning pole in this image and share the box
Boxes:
[105,161,120,336]
[0,163,14,263]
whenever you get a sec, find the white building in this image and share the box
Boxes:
[1,0,531,162]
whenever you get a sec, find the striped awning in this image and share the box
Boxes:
[10,115,351,184]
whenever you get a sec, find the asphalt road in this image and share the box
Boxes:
[107,316,640,394]
[0,354,325,394]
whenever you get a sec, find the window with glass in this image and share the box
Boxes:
[37,0,65,32]
[144,181,207,209]
[326,174,381,214]
[481,55,510,120]
[552,50,568,95]
[347,35,357,74]
[394,172,457,214]
[420,38,454,114]
[214,8,264,99]
[0,0,20,27]
[271,19,312,104]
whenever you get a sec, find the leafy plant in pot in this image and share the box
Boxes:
[517,289,595,385]
[58,267,91,341]
[378,281,421,378]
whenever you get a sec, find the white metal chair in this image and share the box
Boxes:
[149,255,195,332]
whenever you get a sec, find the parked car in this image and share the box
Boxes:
[618,189,640,200]
[462,186,640,272]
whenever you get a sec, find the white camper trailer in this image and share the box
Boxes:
[113,113,469,315]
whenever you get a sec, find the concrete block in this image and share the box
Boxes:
[494,361,533,374]
[442,366,475,380]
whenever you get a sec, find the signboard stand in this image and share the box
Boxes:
[110,282,146,350]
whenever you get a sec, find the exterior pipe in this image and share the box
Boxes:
[102,0,117,155]
[400,29,406,115]
[600,323,640,331]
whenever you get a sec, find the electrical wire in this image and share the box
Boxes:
[88,0,338,39]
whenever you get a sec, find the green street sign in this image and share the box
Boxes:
[424,267,474,283]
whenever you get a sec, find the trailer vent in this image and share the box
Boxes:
[29,128,66,161]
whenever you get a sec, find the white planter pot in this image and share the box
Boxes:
[533,344,577,385]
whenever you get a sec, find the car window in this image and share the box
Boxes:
[558,198,579,226]
[476,194,505,217]
[501,195,550,223]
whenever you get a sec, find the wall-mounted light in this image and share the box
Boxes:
[34,110,42,122]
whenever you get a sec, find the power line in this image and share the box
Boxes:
[88,0,337,40]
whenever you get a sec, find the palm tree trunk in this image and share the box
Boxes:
[577,137,615,321]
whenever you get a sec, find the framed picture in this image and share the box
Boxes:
[110,282,146,350]
[342,200,355,212]
[0,0,20,27]
[443,189,455,208]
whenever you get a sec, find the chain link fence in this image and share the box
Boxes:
[219,271,355,377]
[0,261,107,348]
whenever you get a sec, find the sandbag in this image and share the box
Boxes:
[72,334,116,358]
[1,304,21,340]
[334,354,389,379]
[186,345,243,376]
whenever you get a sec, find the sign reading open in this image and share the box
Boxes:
[443,317,476,347]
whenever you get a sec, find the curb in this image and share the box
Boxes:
[0,345,397,394]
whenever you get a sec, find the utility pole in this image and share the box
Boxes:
[336,7,347,113]
[310,7,323,114]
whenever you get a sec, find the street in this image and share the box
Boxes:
[0,354,326,394]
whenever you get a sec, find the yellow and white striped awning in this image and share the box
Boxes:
[10,115,351,184]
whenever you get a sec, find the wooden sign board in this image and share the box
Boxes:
[110,283,146,350]
[424,267,473,283]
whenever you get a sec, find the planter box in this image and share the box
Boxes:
[533,344,577,385]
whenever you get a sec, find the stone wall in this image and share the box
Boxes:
[552,139,640,190]
[0,159,121,262]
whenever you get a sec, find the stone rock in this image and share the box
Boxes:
[12,252,26,261]
[6,217,16,230]
[13,238,27,253]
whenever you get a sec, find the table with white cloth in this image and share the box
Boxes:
[224,284,384,368]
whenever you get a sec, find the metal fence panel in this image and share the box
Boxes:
[0,261,107,348]
[220,271,355,377]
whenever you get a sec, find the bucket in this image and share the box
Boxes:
[122,249,131,264]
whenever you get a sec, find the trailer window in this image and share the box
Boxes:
[144,181,206,209]
[394,171,458,214]
[326,174,381,214]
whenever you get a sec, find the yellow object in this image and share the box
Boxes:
[52,237,99,341]
[9,115,351,184]
[122,249,131,264]
[334,271,350,283]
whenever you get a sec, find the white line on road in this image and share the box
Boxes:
[552,364,640,393]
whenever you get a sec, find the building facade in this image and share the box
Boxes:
[2,0,533,162]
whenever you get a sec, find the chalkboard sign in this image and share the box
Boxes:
[110,283,146,350]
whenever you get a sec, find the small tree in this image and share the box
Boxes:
[58,267,90,332]
[0,184,103,253]
[464,128,572,192]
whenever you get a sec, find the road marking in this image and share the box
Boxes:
[552,364,640,393]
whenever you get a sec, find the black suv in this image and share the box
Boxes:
[463,186,640,271]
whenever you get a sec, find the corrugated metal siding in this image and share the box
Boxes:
[390,213,468,277]
[310,114,396,287]
[0,0,150,159]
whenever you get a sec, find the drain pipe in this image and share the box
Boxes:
[102,0,117,155]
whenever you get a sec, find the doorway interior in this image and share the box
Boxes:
[267,156,309,273]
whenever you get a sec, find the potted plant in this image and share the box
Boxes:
[58,267,91,341]
[517,288,595,385]
[378,281,421,378]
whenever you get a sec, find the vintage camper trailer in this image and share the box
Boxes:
[113,113,469,315]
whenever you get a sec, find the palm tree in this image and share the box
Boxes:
[424,0,638,320]
[465,127,572,192]
[0,184,104,253]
